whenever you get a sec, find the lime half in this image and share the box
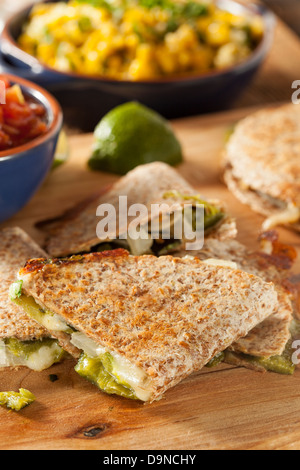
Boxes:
[88,102,183,175]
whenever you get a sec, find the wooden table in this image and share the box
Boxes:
[1,106,300,451]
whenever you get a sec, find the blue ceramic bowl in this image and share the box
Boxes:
[0,74,63,223]
[0,0,275,129]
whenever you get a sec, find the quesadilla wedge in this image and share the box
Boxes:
[175,231,300,375]
[223,103,300,232]
[0,227,64,371]
[37,162,236,257]
[11,249,278,402]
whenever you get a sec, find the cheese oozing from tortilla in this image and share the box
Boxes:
[0,339,63,371]
[234,178,300,229]
[107,197,224,256]
[262,203,300,230]
[203,258,238,269]
[12,293,153,401]
[71,332,153,401]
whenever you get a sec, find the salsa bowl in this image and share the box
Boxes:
[0,74,63,223]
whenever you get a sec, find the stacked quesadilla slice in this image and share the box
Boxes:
[175,232,300,375]
[224,103,300,232]
[37,162,237,257]
[0,227,64,371]
[11,249,278,402]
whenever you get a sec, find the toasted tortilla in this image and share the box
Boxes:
[176,234,297,358]
[16,249,278,402]
[38,162,236,257]
[0,227,48,343]
[224,103,300,230]
[223,169,300,233]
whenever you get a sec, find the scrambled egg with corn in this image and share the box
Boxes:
[18,0,264,80]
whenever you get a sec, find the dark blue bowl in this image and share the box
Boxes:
[0,74,63,223]
[0,0,275,130]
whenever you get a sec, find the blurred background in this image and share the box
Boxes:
[1,0,299,131]
[1,0,299,36]
[0,0,299,221]
[261,0,300,36]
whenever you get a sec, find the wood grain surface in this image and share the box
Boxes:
[1,105,300,450]
[262,0,300,36]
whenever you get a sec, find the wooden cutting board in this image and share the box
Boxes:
[1,105,300,450]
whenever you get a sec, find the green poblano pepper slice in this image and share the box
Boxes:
[225,319,300,376]
[243,319,300,375]
[11,293,75,335]
[163,190,224,231]
[238,351,295,376]
[4,337,64,362]
[209,319,300,375]
[0,388,36,411]
[75,353,138,400]
[206,352,225,368]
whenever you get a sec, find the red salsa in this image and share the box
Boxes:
[0,77,47,152]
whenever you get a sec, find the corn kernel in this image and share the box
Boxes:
[206,22,231,47]
[18,0,264,80]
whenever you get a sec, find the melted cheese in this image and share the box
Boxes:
[70,332,153,401]
[127,231,153,256]
[203,258,238,269]
[262,203,300,231]
[14,294,154,400]
[39,312,71,332]
[0,340,63,372]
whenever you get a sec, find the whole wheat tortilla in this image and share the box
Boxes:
[0,227,48,342]
[223,103,300,229]
[18,249,278,402]
[176,236,296,358]
[38,162,237,257]
[224,103,300,205]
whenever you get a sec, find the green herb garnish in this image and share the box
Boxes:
[9,280,23,300]
[206,351,225,368]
